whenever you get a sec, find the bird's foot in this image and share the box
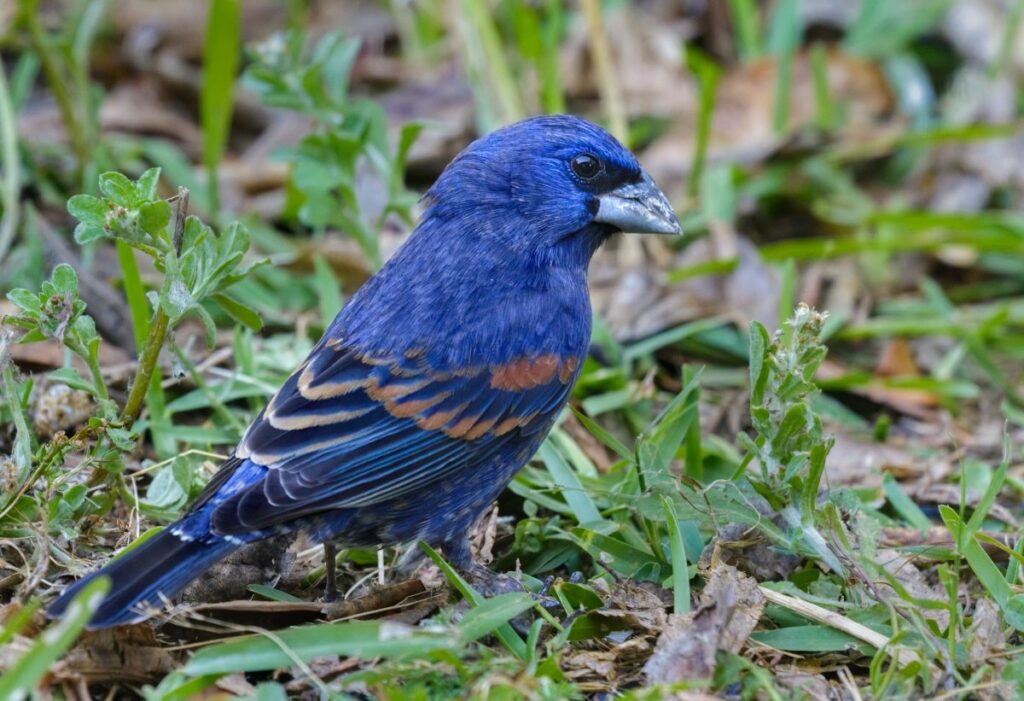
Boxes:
[458,563,538,634]
[459,562,525,597]
[460,564,561,614]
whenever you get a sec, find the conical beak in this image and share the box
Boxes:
[594,170,681,235]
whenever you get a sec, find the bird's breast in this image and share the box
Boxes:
[343,254,593,373]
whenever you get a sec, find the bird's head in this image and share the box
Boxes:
[422,115,681,267]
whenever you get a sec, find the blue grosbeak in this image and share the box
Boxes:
[48,115,680,627]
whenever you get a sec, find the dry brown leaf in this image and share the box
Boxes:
[469,505,500,567]
[561,637,652,685]
[111,0,293,62]
[643,563,765,685]
[215,673,259,697]
[880,527,1015,564]
[773,668,837,701]
[379,72,476,174]
[604,579,671,632]
[932,68,1024,207]
[54,626,177,684]
[876,338,923,377]
[968,597,1006,665]
[290,235,375,294]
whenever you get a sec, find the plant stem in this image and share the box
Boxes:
[121,309,169,425]
[120,189,188,425]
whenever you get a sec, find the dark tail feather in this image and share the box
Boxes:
[47,528,238,629]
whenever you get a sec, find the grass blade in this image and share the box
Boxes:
[201,0,240,213]
[538,440,603,526]
[661,496,691,613]
[185,620,456,676]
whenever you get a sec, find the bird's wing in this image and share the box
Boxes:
[206,337,580,534]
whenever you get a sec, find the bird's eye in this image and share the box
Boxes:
[571,153,602,180]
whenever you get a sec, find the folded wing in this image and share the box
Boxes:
[205,338,581,534]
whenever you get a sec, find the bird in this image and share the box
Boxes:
[47,114,681,628]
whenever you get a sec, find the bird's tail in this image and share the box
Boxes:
[47,527,238,629]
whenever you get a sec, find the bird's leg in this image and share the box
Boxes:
[323,542,338,603]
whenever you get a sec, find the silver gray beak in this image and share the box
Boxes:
[594,170,681,235]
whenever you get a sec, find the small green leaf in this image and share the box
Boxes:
[661,495,691,613]
[67,194,106,225]
[139,200,172,238]
[193,304,218,348]
[1005,594,1024,631]
[98,171,136,206]
[145,463,189,510]
[160,272,193,321]
[538,441,602,526]
[106,427,137,451]
[47,367,95,394]
[751,625,865,653]
[73,223,106,245]
[571,407,631,459]
[6,288,40,313]
[212,293,263,331]
[201,0,241,212]
[136,167,162,200]
[50,264,79,295]
[748,321,770,405]
[419,541,528,658]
